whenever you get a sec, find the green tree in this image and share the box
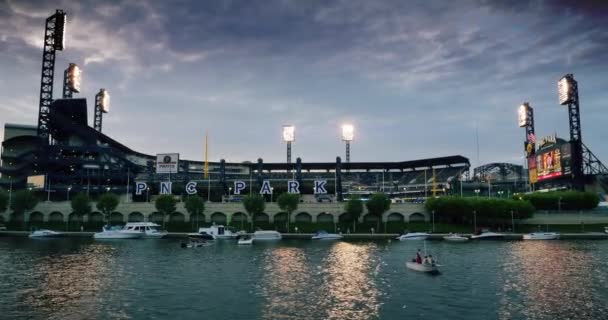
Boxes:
[71,192,91,217]
[11,189,39,215]
[243,194,266,231]
[0,190,8,213]
[155,195,176,228]
[344,195,364,232]
[277,193,300,232]
[365,193,391,231]
[97,193,119,225]
[185,195,205,230]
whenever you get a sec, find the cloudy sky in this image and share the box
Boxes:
[1,0,607,167]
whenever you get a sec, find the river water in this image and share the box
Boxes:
[0,237,607,320]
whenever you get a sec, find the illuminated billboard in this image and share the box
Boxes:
[528,156,537,184]
[27,175,46,189]
[536,148,562,181]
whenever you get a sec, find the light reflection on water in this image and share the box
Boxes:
[1,238,608,320]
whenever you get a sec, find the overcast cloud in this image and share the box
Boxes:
[1,0,607,167]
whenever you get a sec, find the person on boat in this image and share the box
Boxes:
[423,256,430,265]
[415,249,422,264]
[428,255,435,266]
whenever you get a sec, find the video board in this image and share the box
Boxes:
[536,143,571,181]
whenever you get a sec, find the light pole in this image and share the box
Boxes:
[341,124,354,163]
[106,187,111,193]
[146,187,150,202]
[270,187,274,203]
[282,125,295,163]
[67,186,72,201]
[8,176,12,209]
[558,196,562,212]
[510,210,515,233]
[431,210,435,233]
[474,189,480,198]
[473,210,477,233]
[229,187,232,202]
[498,190,504,198]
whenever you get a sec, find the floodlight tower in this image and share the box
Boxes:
[37,9,67,140]
[62,63,81,98]
[282,125,295,163]
[341,124,354,163]
[558,74,584,190]
[94,89,110,132]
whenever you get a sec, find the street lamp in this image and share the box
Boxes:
[474,189,480,197]
[431,210,435,233]
[473,210,477,233]
[341,124,354,163]
[498,190,504,198]
[106,187,110,193]
[229,187,233,202]
[282,125,295,163]
[270,187,274,203]
[558,196,563,212]
[146,187,150,202]
[67,186,72,201]
[510,210,515,233]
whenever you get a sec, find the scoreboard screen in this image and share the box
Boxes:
[536,143,572,181]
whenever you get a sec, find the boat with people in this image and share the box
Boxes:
[252,230,282,241]
[406,247,439,274]
[123,222,168,239]
[93,225,143,239]
[29,229,63,238]
[237,235,253,245]
[523,232,560,240]
[181,239,213,248]
[198,224,239,240]
[311,230,343,240]
[443,233,469,242]
[470,231,504,240]
[396,232,430,241]
[187,232,215,241]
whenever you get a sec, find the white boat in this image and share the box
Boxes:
[93,225,143,239]
[604,226,607,234]
[443,233,469,242]
[406,261,439,274]
[253,230,282,241]
[29,229,63,238]
[470,232,504,240]
[123,222,167,238]
[396,232,430,241]
[237,235,253,245]
[198,224,238,239]
[311,230,343,240]
[523,232,560,240]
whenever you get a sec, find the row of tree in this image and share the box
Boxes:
[517,191,599,210]
[425,197,535,225]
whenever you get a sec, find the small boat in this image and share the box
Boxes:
[198,224,238,240]
[470,231,504,240]
[311,230,343,240]
[187,232,215,241]
[253,230,282,241]
[181,239,212,248]
[29,229,63,238]
[406,261,439,274]
[93,225,143,239]
[604,226,607,234]
[237,235,253,245]
[123,222,168,239]
[523,232,560,240]
[443,233,469,242]
[396,232,430,241]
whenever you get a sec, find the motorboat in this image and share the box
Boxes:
[443,233,469,242]
[311,230,343,240]
[198,224,238,239]
[470,231,504,240]
[93,225,143,239]
[523,232,560,240]
[187,232,215,241]
[123,222,168,239]
[237,235,253,245]
[29,229,63,238]
[604,226,608,234]
[406,261,439,274]
[253,230,282,241]
[396,232,430,241]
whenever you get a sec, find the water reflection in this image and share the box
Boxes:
[18,243,117,320]
[499,241,608,320]
[319,242,382,320]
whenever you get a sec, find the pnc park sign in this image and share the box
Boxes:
[134,180,328,196]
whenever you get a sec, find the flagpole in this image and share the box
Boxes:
[205,132,210,202]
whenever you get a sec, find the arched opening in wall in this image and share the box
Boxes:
[191,213,205,223]
[109,212,124,224]
[68,213,84,231]
[49,211,64,223]
[169,212,185,223]
[149,212,164,224]
[253,212,269,223]
[128,212,144,222]
[363,214,379,223]
[29,212,44,223]
[231,212,247,222]
[317,212,334,223]
[274,212,287,222]
[409,212,425,222]
[386,212,405,233]
[294,212,312,223]
[210,212,227,224]
[90,212,104,223]
[87,212,104,231]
